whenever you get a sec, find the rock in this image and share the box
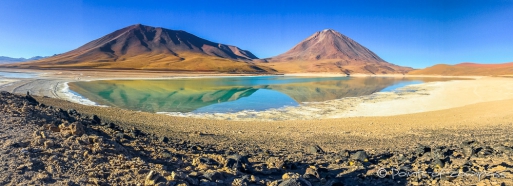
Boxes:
[185,177,199,185]
[44,140,54,149]
[225,154,251,172]
[395,154,408,163]
[202,171,224,181]
[279,178,312,186]
[282,172,301,180]
[430,147,444,159]
[161,152,172,159]
[232,177,249,186]
[70,122,85,136]
[170,171,187,180]
[37,172,50,181]
[194,157,218,166]
[160,136,169,143]
[350,151,369,162]
[92,115,101,124]
[115,132,125,139]
[49,126,60,132]
[415,145,430,156]
[338,150,349,158]
[462,146,474,158]
[176,181,190,186]
[304,167,320,179]
[493,145,513,154]
[250,175,259,183]
[431,159,444,169]
[145,170,160,185]
[266,157,285,170]
[308,145,324,154]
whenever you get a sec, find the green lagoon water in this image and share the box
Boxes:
[68,76,463,113]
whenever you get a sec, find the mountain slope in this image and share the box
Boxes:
[261,29,412,74]
[409,62,513,76]
[5,24,274,73]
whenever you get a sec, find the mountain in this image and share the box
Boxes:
[0,56,47,64]
[260,29,412,74]
[5,24,274,73]
[409,62,513,76]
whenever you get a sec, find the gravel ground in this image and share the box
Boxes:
[1,91,513,185]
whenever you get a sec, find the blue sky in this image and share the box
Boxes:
[1,0,512,68]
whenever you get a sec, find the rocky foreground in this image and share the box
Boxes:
[1,91,512,185]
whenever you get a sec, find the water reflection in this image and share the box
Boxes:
[69,76,465,113]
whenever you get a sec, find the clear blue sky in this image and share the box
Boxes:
[1,0,512,68]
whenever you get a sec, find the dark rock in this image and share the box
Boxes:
[202,171,224,181]
[67,109,78,115]
[160,136,169,143]
[476,146,493,157]
[199,157,218,166]
[92,115,101,124]
[415,145,431,156]
[107,123,115,129]
[225,154,251,172]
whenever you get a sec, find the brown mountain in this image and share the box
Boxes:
[6,24,274,73]
[409,62,513,76]
[260,29,412,74]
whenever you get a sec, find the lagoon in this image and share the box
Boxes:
[68,76,462,113]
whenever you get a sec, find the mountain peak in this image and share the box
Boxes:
[269,29,381,62]
[7,24,270,73]
[264,30,412,74]
[321,29,336,33]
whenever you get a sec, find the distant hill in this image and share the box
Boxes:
[409,62,513,76]
[0,56,47,64]
[4,24,275,73]
[260,29,412,74]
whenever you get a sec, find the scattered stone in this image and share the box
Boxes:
[279,178,312,186]
[44,140,54,148]
[308,145,324,154]
[304,167,320,179]
[225,154,251,172]
[350,150,369,162]
[69,122,85,136]
[282,172,301,180]
[203,171,224,182]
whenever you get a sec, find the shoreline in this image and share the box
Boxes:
[3,68,513,121]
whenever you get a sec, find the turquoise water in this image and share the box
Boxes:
[69,76,461,113]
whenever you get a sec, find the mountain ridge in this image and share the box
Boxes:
[5,24,272,73]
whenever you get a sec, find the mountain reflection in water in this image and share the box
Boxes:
[69,76,464,113]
